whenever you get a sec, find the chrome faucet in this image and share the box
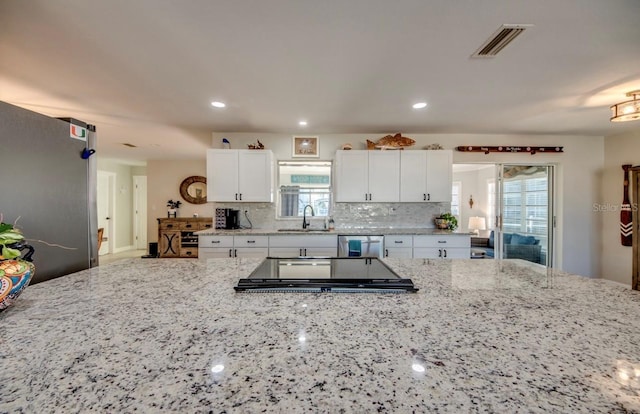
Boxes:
[302,205,315,229]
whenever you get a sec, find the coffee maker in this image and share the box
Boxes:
[224,209,240,229]
[215,208,241,229]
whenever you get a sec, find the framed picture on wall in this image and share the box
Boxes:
[292,136,319,158]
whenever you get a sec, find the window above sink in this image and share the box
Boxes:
[277,160,332,219]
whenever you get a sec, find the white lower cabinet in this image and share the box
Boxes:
[269,235,337,257]
[384,235,413,258]
[198,235,268,258]
[233,236,269,258]
[413,235,470,259]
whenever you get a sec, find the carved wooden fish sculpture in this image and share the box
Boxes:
[367,133,415,149]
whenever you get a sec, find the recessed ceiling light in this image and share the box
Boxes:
[299,120,308,126]
[412,102,427,109]
[211,101,226,108]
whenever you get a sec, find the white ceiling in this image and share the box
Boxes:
[2,0,640,164]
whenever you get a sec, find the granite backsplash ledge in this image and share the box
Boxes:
[209,202,451,229]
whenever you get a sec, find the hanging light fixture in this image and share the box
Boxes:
[610,90,640,122]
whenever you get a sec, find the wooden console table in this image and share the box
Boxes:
[157,217,213,258]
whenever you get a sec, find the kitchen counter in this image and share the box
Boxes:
[2,258,639,412]
[195,227,472,236]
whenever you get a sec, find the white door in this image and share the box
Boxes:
[97,171,116,255]
[335,150,369,202]
[238,150,273,202]
[496,164,554,266]
[133,176,147,250]
[207,150,239,201]
[368,151,400,202]
[400,151,428,202]
[426,150,453,202]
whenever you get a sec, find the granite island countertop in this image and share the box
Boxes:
[1,258,639,412]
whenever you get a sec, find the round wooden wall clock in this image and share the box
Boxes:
[179,176,207,204]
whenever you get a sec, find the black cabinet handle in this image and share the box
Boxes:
[235,193,238,200]
[385,249,389,257]
[211,240,220,244]
[443,249,447,258]
[394,241,403,244]
[438,240,446,244]
[228,249,233,257]
[423,194,426,201]
[239,194,243,201]
[427,193,431,201]
[438,249,442,257]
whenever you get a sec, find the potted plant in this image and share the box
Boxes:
[434,213,458,231]
[167,199,182,218]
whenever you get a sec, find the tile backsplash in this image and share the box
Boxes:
[210,202,451,230]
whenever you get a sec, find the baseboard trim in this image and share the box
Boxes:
[113,245,135,254]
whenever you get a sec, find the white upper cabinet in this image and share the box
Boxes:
[207,149,273,202]
[335,150,400,202]
[400,150,452,202]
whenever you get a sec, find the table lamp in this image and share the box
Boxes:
[468,216,486,236]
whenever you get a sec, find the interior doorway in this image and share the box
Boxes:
[97,171,116,256]
[133,175,148,250]
[496,164,554,266]
[453,163,555,266]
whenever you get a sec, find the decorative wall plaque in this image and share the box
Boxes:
[456,146,563,155]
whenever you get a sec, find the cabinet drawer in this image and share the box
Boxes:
[234,235,269,248]
[198,235,233,248]
[181,247,198,258]
[159,221,180,230]
[384,235,413,247]
[198,222,214,230]
[413,235,470,248]
[179,221,200,230]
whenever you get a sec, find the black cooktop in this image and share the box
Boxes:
[234,257,418,293]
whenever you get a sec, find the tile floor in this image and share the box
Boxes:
[98,249,147,265]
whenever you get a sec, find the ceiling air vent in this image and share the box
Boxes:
[471,24,532,58]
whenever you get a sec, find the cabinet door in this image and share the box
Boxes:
[238,150,273,202]
[413,247,444,259]
[199,248,234,259]
[335,150,369,202]
[159,231,180,257]
[441,247,470,259]
[384,235,413,258]
[234,247,269,258]
[269,247,305,257]
[368,151,400,202]
[425,150,452,202]
[207,150,239,202]
[400,151,428,202]
[304,247,337,257]
[384,247,413,258]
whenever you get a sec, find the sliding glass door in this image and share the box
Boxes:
[496,164,554,266]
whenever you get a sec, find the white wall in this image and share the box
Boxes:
[602,130,640,286]
[146,159,208,242]
[211,132,603,278]
[453,165,494,237]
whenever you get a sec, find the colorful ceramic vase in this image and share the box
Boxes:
[0,242,35,312]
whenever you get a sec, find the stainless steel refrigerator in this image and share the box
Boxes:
[0,101,98,284]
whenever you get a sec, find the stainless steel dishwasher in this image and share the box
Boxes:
[337,235,384,258]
